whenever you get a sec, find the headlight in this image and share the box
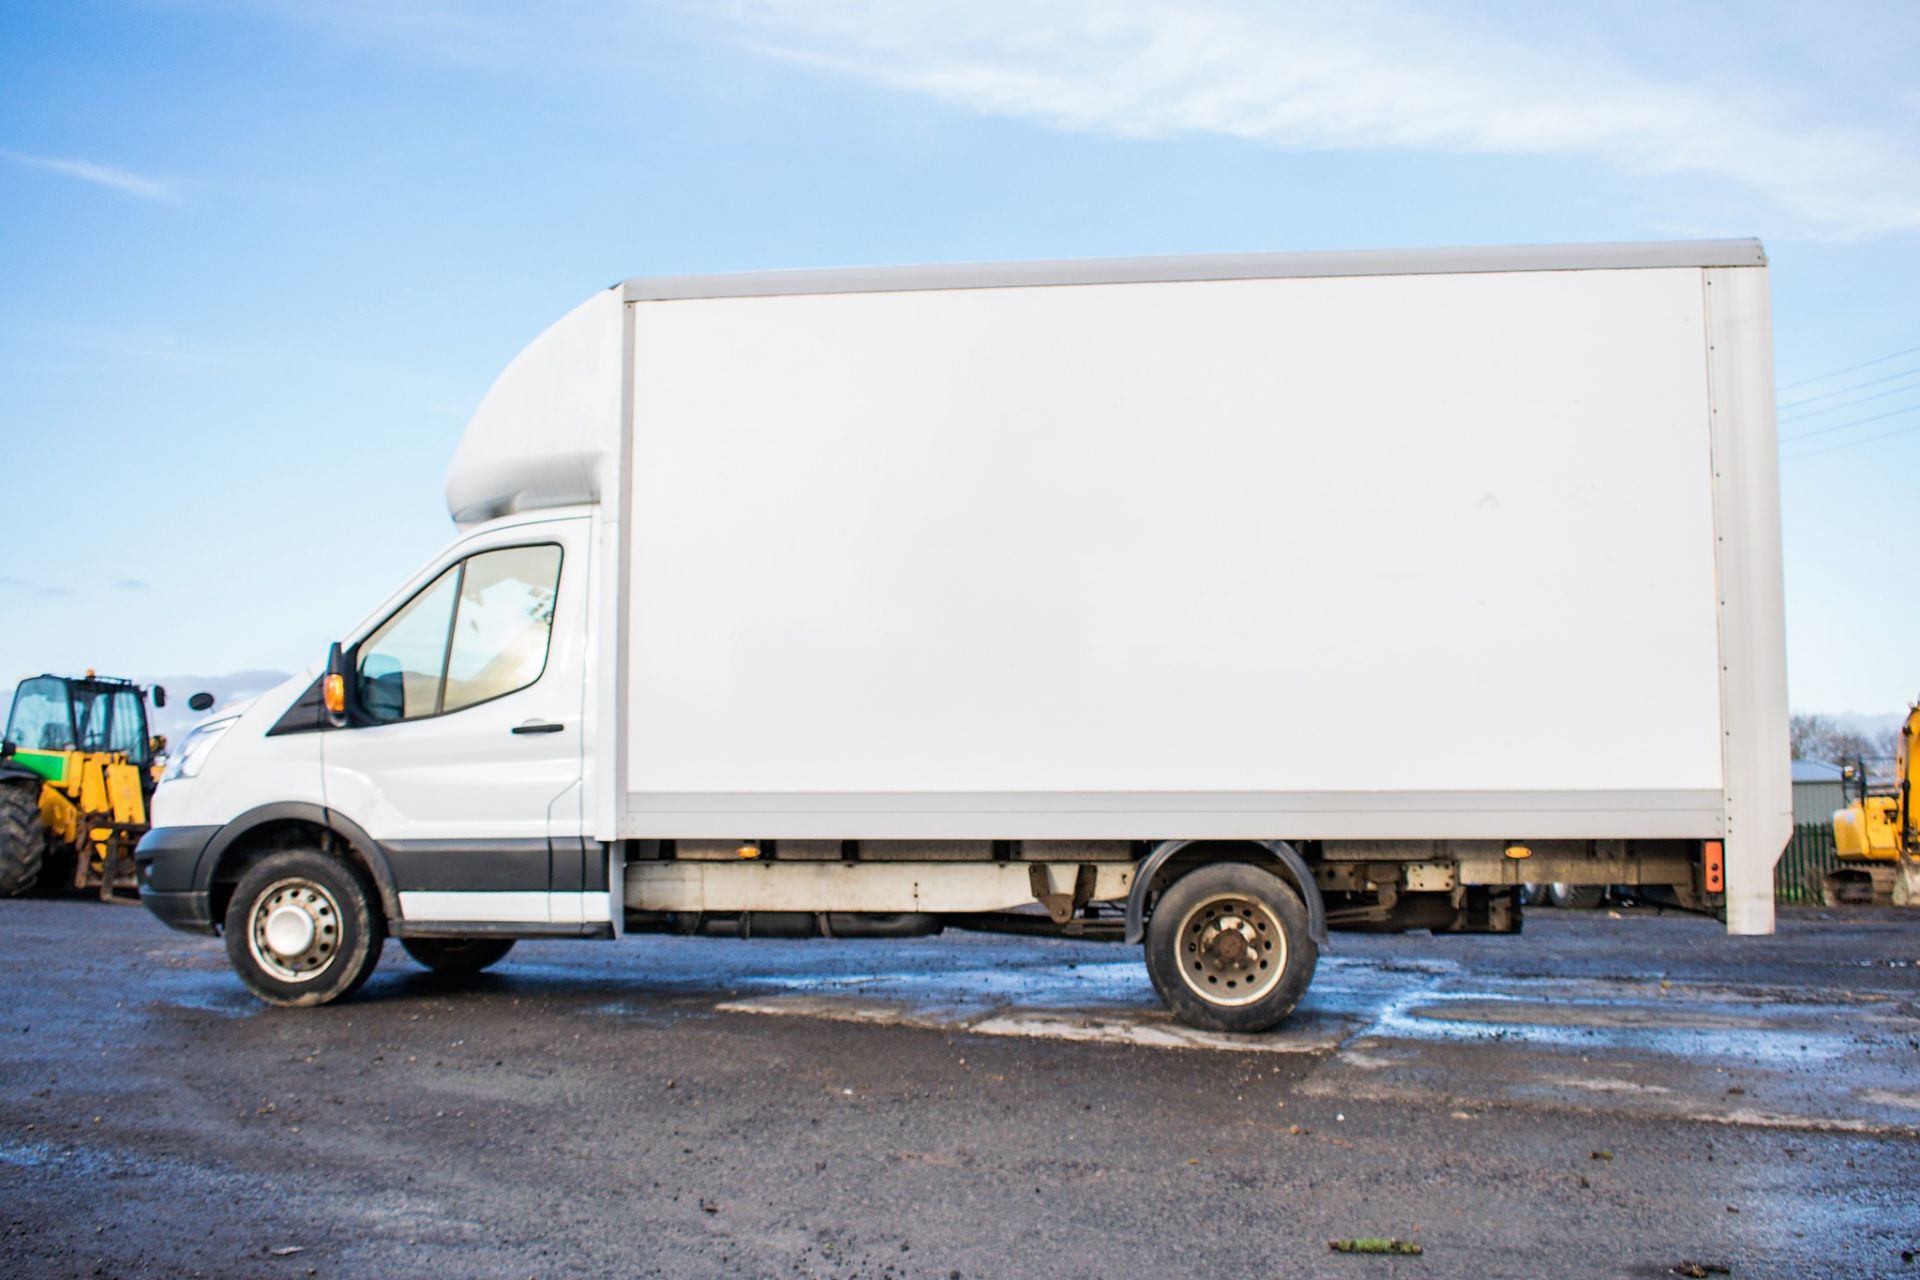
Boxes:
[163,716,240,782]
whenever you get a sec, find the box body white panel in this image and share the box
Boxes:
[622,269,1729,820]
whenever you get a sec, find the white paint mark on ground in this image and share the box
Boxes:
[970,1009,1346,1053]
[716,994,960,1032]
[715,959,1361,1051]
[1858,1088,1920,1112]
[716,992,1353,1053]
[1539,1075,1674,1096]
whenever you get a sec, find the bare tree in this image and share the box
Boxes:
[1790,713,1832,761]
[1791,712,1900,764]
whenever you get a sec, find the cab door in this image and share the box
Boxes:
[322,515,589,925]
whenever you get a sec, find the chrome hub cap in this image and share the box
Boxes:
[264,906,316,957]
[248,878,341,983]
[1177,896,1287,1006]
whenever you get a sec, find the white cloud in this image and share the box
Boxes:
[2,149,181,203]
[715,0,1920,238]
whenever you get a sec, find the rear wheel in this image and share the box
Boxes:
[401,937,515,974]
[1546,882,1605,909]
[0,782,46,898]
[224,849,385,1007]
[1145,862,1317,1033]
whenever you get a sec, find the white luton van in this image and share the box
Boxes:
[137,239,1790,1032]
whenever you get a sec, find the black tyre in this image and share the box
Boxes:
[1546,882,1605,910]
[401,937,515,974]
[223,849,385,1007]
[1145,862,1318,1033]
[0,781,46,899]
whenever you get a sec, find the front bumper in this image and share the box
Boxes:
[134,825,221,935]
[139,888,216,934]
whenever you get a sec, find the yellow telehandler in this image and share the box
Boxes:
[0,673,171,900]
[1832,700,1919,906]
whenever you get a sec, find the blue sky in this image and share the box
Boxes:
[2,0,1917,720]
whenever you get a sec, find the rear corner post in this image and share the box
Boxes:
[1703,264,1791,935]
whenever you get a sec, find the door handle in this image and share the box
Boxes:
[511,721,565,735]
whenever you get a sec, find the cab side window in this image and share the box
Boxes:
[108,689,149,766]
[443,546,562,714]
[355,545,561,724]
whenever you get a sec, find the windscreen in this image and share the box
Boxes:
[5,677,75,754]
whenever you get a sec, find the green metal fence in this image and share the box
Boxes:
[1775,822,1838,903]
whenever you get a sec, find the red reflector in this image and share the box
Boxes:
[1703,840,1724,894]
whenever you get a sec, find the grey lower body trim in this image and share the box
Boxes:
[625,860,1134,915]
[391,920,613,940]
[620,790,1725,840]
[383,838,566,893]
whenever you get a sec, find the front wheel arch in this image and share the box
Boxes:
[201,804,401,927]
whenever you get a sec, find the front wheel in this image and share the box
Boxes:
[224,849,385,1007]
[1145,862,1318,1033]
[401,937,515,974]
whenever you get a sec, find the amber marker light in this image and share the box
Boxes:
[1703,840,1725,893]
[323,674,347,716]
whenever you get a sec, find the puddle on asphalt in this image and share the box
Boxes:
[1407,998,1772,1031]
[583,999,712,1025]
[1364,990,1848,1063]
[149,990,257,1018]
[744,959,1155,1009]
[0,1139,168,1178]
[702,954,1868,1064]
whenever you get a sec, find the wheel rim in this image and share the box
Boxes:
[247,877,343,983]
[1175,894,1288,1007]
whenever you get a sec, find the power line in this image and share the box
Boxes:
[1777,341,1920,392]
[1782,418,1920,462]
[1778,361,1920,412]
[1779,400,1920,444]
[1778,372,1920,423]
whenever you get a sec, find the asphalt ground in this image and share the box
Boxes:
[2,898,1917,1279]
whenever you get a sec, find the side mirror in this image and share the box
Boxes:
[325,642,350,728]
[151,685,168,708]
[187,692,215,713]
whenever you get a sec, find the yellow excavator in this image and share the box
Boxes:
[0,673,172,900]
[1833,700,1919,906]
